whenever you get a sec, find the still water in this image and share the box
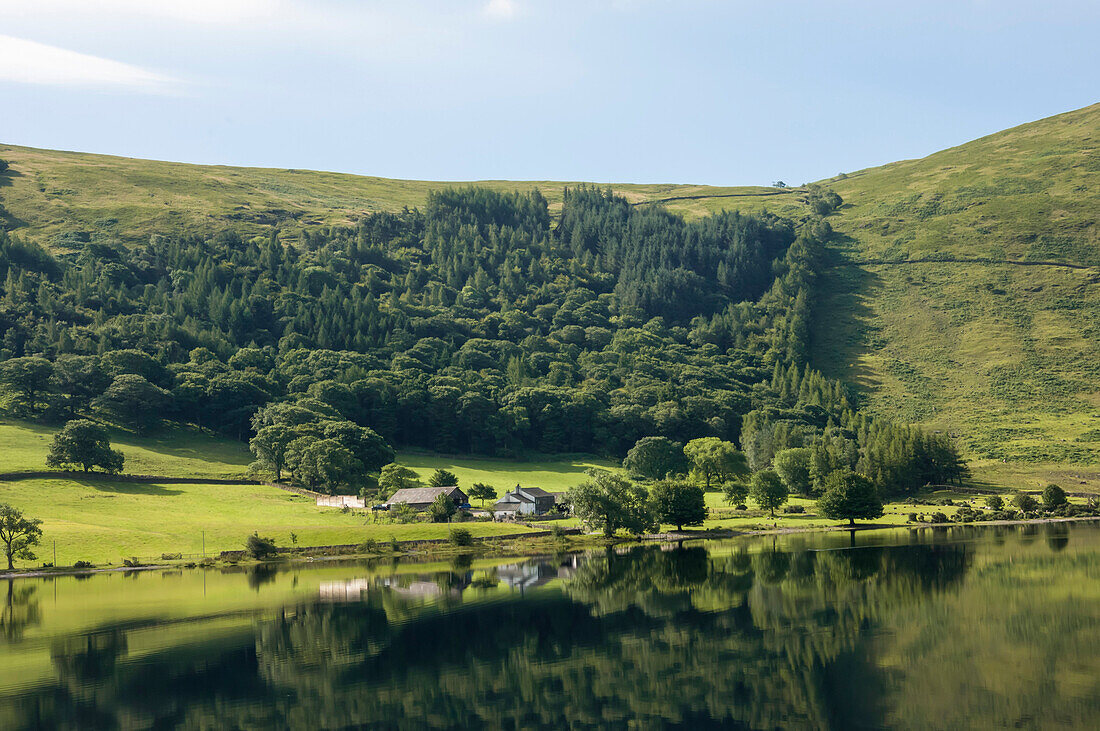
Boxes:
[1,523,1098,729]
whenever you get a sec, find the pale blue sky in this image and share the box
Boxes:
[1,0,1097,185]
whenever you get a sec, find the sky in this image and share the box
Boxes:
[0,0,1097,186]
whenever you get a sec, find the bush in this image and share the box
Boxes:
[930,512,949,524]
[550,524,568,539]
[358,538,378,553]
[984,495,1004,510]
[735,503,747,511]
[449,528,473,547]
[123,557,143,567]
[160,553,182,561]
[72,560,94,569]
[246,532,278,559]
[907,513,918,522]
[782,505,805,514]
[389,536,400,553]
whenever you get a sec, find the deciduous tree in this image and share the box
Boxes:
[46,419,124,473]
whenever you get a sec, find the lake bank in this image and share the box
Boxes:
[7,513,1100,580]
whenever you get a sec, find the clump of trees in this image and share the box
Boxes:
[46,419,124,473]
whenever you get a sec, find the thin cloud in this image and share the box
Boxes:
[0,0,274,24]
[483,0,518,19]
[0,35,176,92]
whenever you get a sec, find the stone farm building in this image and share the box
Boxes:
[384,486,468,511]
[493,486,557,516]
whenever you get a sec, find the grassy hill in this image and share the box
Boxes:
[815,104,1100,488]
[2,103,1099,489]
[0,143,804,246]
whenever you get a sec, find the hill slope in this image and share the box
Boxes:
[2,103,1098,488]
[0,143,807,245]
[815,104,1100,485]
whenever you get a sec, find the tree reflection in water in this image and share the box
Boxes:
[6,527,1100,729]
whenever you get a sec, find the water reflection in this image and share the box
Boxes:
[1,524,1098,729]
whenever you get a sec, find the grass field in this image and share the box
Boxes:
[0,478,541,566]
[0,419,252,478]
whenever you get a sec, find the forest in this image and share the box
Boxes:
[0,184,965,495]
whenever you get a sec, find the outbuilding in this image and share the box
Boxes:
[384,486,468,511]
[493,486,557,516]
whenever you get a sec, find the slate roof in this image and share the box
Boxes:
[386,486,464,505]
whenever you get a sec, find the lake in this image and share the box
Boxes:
[1,523,1098,729]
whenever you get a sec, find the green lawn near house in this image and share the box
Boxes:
[0,478,538,567]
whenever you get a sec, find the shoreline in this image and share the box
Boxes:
[5,514,1099,581]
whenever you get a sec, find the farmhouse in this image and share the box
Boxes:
[384,486,468,511]
[493,485,557,516]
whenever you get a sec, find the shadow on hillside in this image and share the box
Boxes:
[0,168,29,230]
[107,424,252,467]
[82,480,184,497]
[810,233,884,399]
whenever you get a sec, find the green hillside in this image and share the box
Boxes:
[2,103,1098,490]
[0,143,803,246]
[815,104,1100,487]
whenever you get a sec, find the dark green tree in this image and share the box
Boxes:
[622,437,688,480]
[815,469,883,526]
[467,482,497,507]
[428,493,457,523]
[649,480,707,531]
[1041,484,1067,509]
[91,375,170,433]
[428,469,460,488]
[1012,492,1039,513]
[749,469,788,517]
[0,357,53,415]
[46,419,124,473]
[721,480,749,508]
[0,504,42,570]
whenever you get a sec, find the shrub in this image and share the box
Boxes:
[907,513,918,522]
[735,503,747,511]
[40,562,54,568]
[550,524,568,539]
[246,532,278,559]
[449,528,473,547]
[160,553,182,561]
[359,538,379,553]
[123,557,143,567]
[782,504,806,514]
[392,503,418,524]
[984,495,1004,510]
[72,560,94,569]
[930,512,949,524]
[389,536,400,553]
